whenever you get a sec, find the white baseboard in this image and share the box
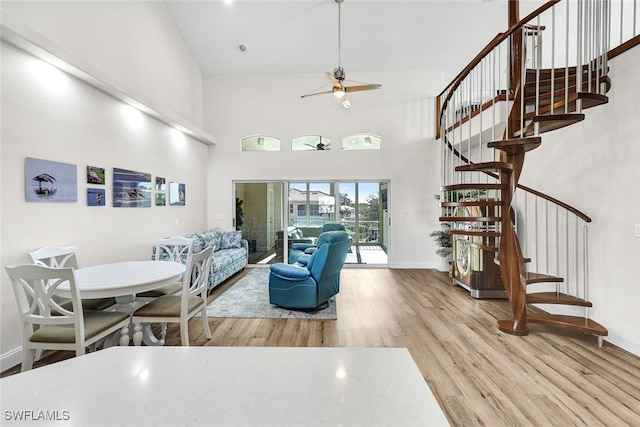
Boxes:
[603,331,640,357]
[533,304,639,357]
[1,347,22,373]
[388,262,433,269]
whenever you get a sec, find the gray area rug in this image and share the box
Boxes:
[202,268,337,320]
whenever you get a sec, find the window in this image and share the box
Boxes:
[241,135,280,151]
[341,134,381,150]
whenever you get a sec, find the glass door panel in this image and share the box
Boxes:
[338,181,388,265]
[234,182,284,264]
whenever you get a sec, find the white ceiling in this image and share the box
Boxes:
[165,0,514,78]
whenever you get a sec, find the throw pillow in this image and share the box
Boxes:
[221,230,242,249]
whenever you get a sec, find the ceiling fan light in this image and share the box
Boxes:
[333,89,346,99]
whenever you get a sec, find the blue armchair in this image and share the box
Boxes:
[288,223,346,264]
[269,230,350,310]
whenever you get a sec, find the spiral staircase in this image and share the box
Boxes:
[436,0,639,346]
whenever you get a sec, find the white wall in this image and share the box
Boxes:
[203,70,444,268]
[519,48,640,354]
[0,45,208,367]
[1,0,203,126]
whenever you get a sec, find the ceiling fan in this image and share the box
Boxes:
[304,141,330,150]
[301,0,381,109]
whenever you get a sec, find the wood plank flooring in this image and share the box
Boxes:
[3,268,639,426]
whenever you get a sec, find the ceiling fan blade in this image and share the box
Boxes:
[344,84,382,93]
[300,90,334,99]
[326,72,342,90]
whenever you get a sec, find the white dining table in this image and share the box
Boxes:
[56,260,186,346]
[56,260,185,300]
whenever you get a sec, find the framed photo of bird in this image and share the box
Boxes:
[87,166,105,185]
[25,157,77,203]
[113,167,152,208]
[87,188,105,206]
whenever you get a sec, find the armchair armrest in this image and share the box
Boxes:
[295,254,312,267]
[291,242,315,251]
[269,263,311,281]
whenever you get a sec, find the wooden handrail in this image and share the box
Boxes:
[609,34,640,60]
[437,0,561,128]
[515,183,592,223]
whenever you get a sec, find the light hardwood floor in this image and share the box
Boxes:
[3,268,639,426]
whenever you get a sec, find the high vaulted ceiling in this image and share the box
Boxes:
[165,0,517,78]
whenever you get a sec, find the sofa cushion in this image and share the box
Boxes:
[221,230,242,249]
[212,229,223,251]
[212,248,244,271]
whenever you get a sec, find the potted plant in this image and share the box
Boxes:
[235,198,245,231]
[430,224,452,274]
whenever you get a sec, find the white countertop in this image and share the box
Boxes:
[0,346,450,426]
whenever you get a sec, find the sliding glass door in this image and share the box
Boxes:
[236,180,389,265]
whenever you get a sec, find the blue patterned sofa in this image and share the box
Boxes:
[155,228,248,291]
[187,228,248,290]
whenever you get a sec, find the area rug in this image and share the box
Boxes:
[202,268,337,320]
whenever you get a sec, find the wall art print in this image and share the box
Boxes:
[155,177,166,191]
[112,167,152,208]
[169,182,186,206]
[87,166,105,185]
[87,188,105,206]
[25,157,77,203]
[155,193,166,206]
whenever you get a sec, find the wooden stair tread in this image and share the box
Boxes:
[527,314,608,336]
[525,76,611,97]
[524,90,609,110]
[525,64,609,79]
[440,200,502,207]
[525,67,610,84]
[527,292,592,307]
[523,93,609,117]
[487,137,542,154]
[494,257,531,265]
[526,272,564,284]
[470,242,498,252]
[440,183,506,191]
[449,230,500,237]
[514,114,585,137]
[456,162,513,173]
[439,216,501,222]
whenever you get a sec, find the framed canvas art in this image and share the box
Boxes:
[113,167,152,208]
[87,188,106,206]
[87,166,105,185]
[155,193,166,206]
[25,157,77,203]
[169,182,186,206]
[155,177,166,191]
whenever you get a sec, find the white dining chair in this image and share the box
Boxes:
[131,246,213,346]
[137,236,194,298]
[5,264,131,372]
[27,246,116,311]
[27,246,118,361]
